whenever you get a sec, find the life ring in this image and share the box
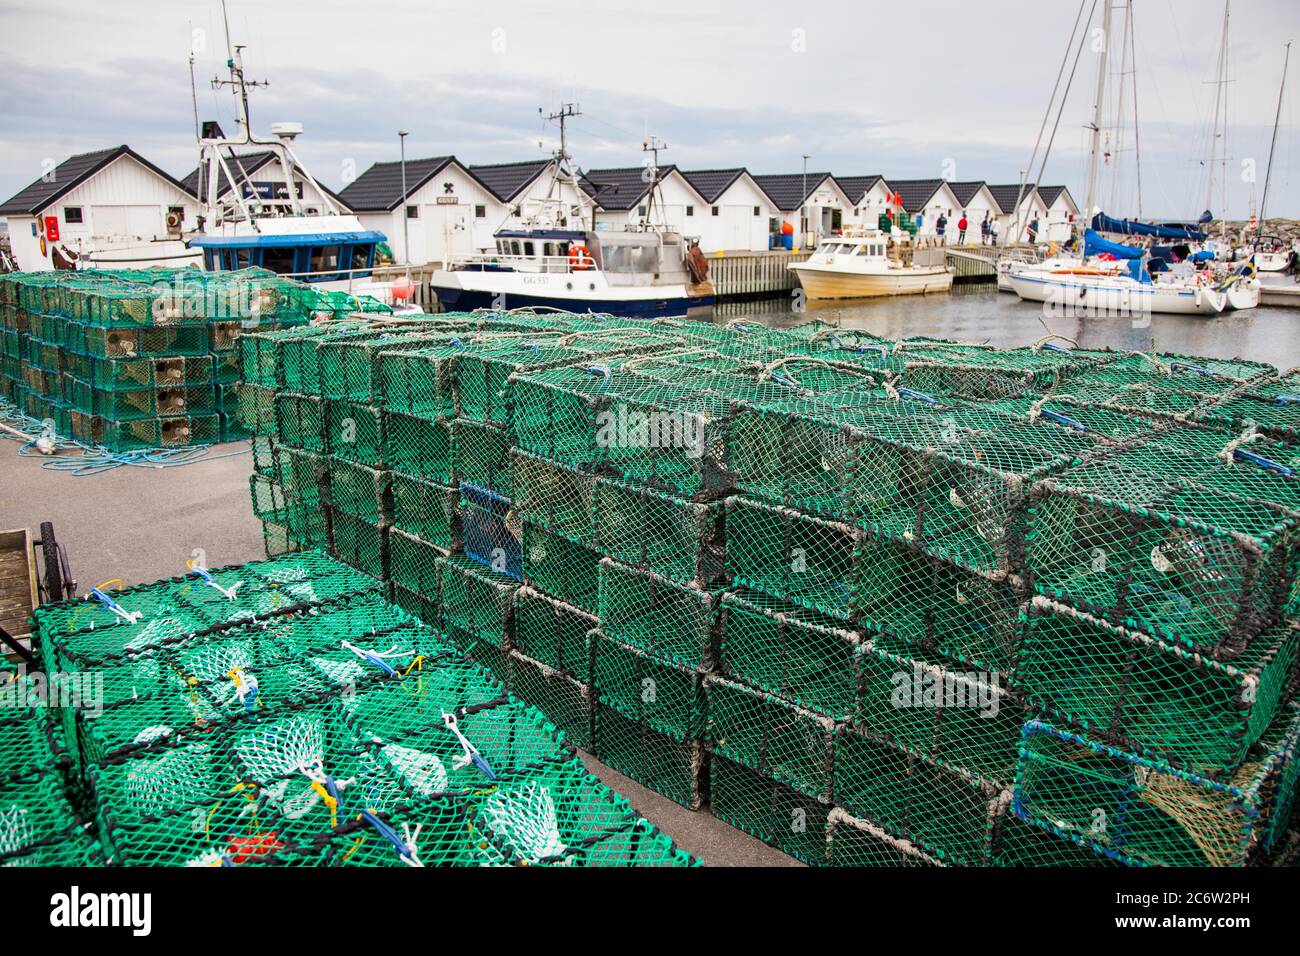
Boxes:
[568,245,593,271]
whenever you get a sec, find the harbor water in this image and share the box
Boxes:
[717,283,1300,369]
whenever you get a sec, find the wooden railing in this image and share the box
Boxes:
[705,250,812,298]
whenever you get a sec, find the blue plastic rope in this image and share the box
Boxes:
[1039,408,1088,433]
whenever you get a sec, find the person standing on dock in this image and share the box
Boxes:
[1027,217,1039,245]
[957,212,969,245]
[936,212,948,245]
[980,214,991,245]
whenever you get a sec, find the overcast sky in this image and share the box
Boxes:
[1,0,1297,219]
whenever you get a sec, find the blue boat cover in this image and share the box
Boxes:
[188,230,386,248]
[1084,229,1143,260]
[1090,213,1207,241]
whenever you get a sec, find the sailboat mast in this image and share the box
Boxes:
[1083,0,1114,224]
[1205,1,1230,218]
[1259,41,1291,234]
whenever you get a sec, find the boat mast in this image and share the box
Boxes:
[1083,0,1114,226]
[642,135,669,231]
[1258,41,1292,236]
[542,103,590,230]
[1107,0,1133,215]
[1204,1,1231,231]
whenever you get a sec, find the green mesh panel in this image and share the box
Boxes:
[833,726,1010,866]
[598,558,716,669]
[593,704,705,810]
[709,755,831,865]
[705,676,834,799]
[511,450,598,544]
[388,528,447,596]
[725,495,862,619]
[390,475,458,549]
[507,651,595,752]
[826,806,944,867]
[453,419,513,498]
[1016,598,1297,775]
[510,588,597,683]
[324,400,384,467]
[521,523,601,613]
[1012,708,1300,867]
[719,589,859,719]
[436,555,518,652]
[1027,425,1300,655]
[382,412,455,483]
[594,474,723,586]
[274,393,325,452]
[991,811,1119,867]
[592,632,706,741]
[327,458,391,523]
[328,510,387,581]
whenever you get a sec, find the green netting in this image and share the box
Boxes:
[436,554,518,653]
[1027,425,1300,655]
[709,754,832,864]
[598,558,716,669]
[327,509,388,580]
[899,344,1117,400]
[826,806,945,867]
[274,392,326,452]
[991,811,1119,867]
[454,419,513,497]
[237,383,278,435]
[705,675,833,799]
[854,634,1026,787]
[324,400,384,466]
[510,587,598,682]
[521,523,601,613]
[593,704,705,810]
[593,474,723,586]
[511,450,598,544]
[851,533,1024,673]
[383,412,455,482]
[725,495,862,620]
[833,726,1010,866]
[317,327,465,403]
[507,651,595,752]
[719,588,859,719]
[1013,707,1300,867]
[592,631,706,741]
[1195,369,1300,443]
[390,474,459,548]
[1016,598,1297,775]
[327,458,391,523]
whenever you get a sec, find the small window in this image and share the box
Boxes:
[543,242,554,257]
[523,241,535,257]
[686,206,694,217]
[753,206,760,216]
[350,245,372,272]
[406,205,419,219]
[475,204,486,218]
[63,206,83,224]
[310,245,340,278]
[711,206,719,217]
[637,205,648,217]
[263,247,295,274]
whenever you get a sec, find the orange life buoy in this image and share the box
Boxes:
[568,244,593,271]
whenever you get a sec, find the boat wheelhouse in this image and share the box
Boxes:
[189,224,385,283]
[788,227,953,299]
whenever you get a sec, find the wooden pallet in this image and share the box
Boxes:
[0,529,37,664]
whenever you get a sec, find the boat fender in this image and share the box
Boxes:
[686,245,709,284]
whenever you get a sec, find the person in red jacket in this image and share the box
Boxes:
[957,212,969,245]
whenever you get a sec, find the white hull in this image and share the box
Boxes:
[1223,279,1261,311]
[1255,251,1294,272]
[789,263,953,299]
[1008,271,1227,316]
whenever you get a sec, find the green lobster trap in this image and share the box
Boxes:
[826,806,944,867]
[593,703,705,810]
[709,754,832,865]
[593,474,723,586]
[598,558,717,669]
[521,523,601,613]
[510,587,598,683]
[1012,708,1300,867]
[507,650,595,752]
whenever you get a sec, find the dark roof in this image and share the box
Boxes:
[0,145,194,216]
[579,165,688,211]
[679,168,747,204]
[947,181,988,208]
[986,184,1039,214]
[1037,185,1074,209]
[469,159,551,203]
[750,172,833,210]
[887,179,947,213]
[336,155,456,212]
[834,175,886,205]
[180,150,276,197]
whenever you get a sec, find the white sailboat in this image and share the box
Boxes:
[1006,0,1230,317]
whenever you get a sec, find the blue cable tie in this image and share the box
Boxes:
[1233,448,1294,477]
[1039,408,1088,432]
[896,387,937,405]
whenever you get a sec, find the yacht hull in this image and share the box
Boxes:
[1008,271,1227,316]
[789,264,953,299]
[430,273,714,318]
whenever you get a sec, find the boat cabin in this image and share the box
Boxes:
[471,228,693,283]
[189,229,385,283]
[811,229,914,266]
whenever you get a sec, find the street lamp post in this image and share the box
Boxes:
[398,129,410,276]
[801,154,810,248]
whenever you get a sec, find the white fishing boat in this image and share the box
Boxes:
[1007,262,1227,315]
[788,228,953,299]
[429,109,714,318]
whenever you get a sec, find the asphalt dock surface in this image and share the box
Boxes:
[0,438,794,866]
